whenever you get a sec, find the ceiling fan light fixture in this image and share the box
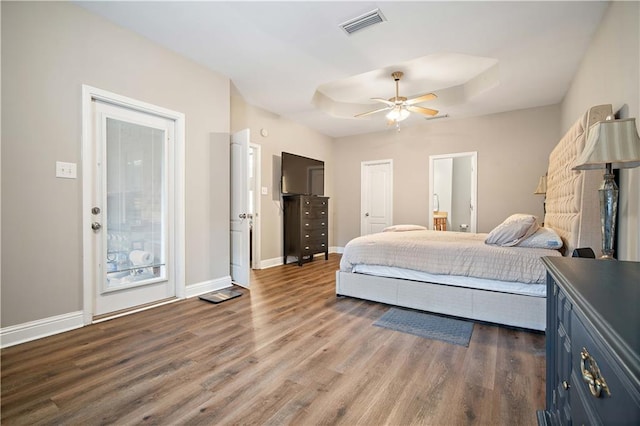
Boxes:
[386,106,410,122]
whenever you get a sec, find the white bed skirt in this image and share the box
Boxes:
[335,271,546,331]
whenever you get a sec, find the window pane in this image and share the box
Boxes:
[105,118,166,289]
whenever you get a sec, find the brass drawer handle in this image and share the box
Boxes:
[580,348,610,398]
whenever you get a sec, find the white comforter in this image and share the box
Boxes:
[339,230,561,284]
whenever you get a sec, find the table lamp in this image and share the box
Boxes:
[573,117,640,259]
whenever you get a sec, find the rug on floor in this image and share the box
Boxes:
[373,307,473,347]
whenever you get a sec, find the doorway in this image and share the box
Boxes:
[82,86,185,323]
[429,152,477,232]
[249,143,262,269]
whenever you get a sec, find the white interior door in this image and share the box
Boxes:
[230,129,250,287]
[361,160,393,235]
[90,101,177,316]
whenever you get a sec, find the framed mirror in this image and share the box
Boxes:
[429,152,477,232]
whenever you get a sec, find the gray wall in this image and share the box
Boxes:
[560,1,640,261]
[1,2,231,327]
[332,105,560,247]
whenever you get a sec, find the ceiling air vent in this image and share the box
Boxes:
[340,8,386,35]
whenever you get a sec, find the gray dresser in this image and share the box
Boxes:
[538,257,640,425]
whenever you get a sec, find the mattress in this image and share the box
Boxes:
[340,229,561,284]
[351,264,546,297]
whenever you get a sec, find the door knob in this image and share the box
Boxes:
[91,207,101,215]
[91,222,102,231]
[365,213,370,217]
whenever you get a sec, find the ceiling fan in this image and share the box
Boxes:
[355,71,438,124]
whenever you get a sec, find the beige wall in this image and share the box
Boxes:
[561,1,640,261]
[1,2,230,327]
[332,105,560,246]
[231,86,334,263]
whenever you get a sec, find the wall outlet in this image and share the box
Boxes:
[56,161,77,179]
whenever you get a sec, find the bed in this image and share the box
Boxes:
[336,104,612,331]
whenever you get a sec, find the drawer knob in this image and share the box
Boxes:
[580,348,610,398]
[562,380,570,390]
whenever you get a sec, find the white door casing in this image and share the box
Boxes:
[230,129,250,287]
[249,143,262,269]
[81,85,185,323]
[361,160,393,235]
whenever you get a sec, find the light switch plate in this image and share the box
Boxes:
[56,161,77,179]
[261,186,268,195]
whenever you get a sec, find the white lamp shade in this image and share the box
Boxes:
[534,175,547,194]
[574,118,640,170]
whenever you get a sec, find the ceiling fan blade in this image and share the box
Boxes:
[407,105,439,116]
[371,97,395,106]
[354,106,391,118]
[405,93,437,105]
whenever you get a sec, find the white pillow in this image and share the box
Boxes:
[485,214,539,247]
[383,224,427,232]
[517,226,563,249]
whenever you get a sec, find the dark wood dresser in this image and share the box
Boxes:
[283,195,329,266]
[538,257,640,425]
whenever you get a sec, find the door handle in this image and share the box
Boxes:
[91,222,102,231]
[365,213,370,217]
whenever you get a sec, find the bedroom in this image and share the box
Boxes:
[2,1,639,423]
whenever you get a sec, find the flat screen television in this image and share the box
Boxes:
[281,152,324,196]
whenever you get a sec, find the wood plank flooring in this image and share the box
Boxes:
[1,254,545,425]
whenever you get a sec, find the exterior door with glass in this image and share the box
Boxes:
[90,100,177,316]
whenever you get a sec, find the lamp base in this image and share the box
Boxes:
[599,169,618,260]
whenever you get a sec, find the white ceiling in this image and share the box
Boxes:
[77,1,609,138]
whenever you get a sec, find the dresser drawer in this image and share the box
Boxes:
[301,208,327,219]
[301,240,327,254]
[301,230,328,242]
[303,198,328,207]
[570,313,640,424]
[302,219,328,230]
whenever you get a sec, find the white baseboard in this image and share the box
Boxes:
[259,256,284,269]
[186,275,232,298]
[1,275,233,348]
[1,311,84,349]
[259,247,341,269]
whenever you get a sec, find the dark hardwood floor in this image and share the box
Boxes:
[1,254,545,425]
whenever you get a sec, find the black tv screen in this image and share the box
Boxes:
[281,152,324,196]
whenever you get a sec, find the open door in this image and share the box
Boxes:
[230,129,250,287]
